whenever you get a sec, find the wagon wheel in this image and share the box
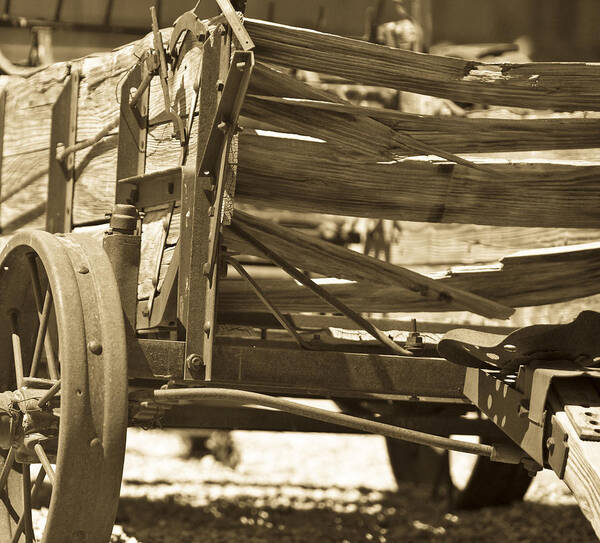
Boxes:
[0,231,127,542]
[386,434,532,509]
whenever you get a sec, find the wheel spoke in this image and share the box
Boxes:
[21,465,34,543]
[33,444,55,486]
[29,291,53,379]
[9,311,24,389]
[26,255,59,380]
[0,488,20,524]
[0,448,15,490]
[36,380,61,410]
[9,467,47,543]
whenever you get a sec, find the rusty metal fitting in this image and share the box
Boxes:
[108,204,138,234]
[186,353,204,370]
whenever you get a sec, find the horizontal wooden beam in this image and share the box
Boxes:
[246,18,600,111]
[237,133,600,228]
[219,241,600,314]
[244,93,600,155]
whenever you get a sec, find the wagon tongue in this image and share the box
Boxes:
[438,310,600,371]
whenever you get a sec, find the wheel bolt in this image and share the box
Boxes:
[88,340,103,355]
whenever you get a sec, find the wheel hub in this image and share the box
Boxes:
[0,388,57,461]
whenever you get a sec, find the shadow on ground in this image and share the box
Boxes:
[113,482,595,543]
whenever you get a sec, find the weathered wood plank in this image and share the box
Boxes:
[552,380,600,539]
[245,18,600,111]
[218,241,600,315]
[226,210,514,319]
[244,94,600,154]
[237,133,600,229]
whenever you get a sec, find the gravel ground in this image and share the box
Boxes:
[62,428,594,543]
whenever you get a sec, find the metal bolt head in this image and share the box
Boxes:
[216,80,224,91]
[88,340,103,355]
[204,321,211,335]
[186,354,204,369]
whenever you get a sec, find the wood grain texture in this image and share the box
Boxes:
[555,405,600,539]
[244,94,600,155]
[226,210,513,319]
[217,241,600,315]
[245,18,600,111]
[237,133,600,229]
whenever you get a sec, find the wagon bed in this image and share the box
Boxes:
[2,2,600,541]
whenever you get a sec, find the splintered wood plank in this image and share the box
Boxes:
[226,210,513,320]
[243,94,600,155]
[245,18,600,111]
[217,241,600,314]
[236,133,600,229]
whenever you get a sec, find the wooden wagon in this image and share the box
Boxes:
[2,1,600,540]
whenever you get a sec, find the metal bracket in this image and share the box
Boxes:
[214,0,254,51]
[151,6,186,145]
[46,68,79,233]
[464,363,600,468]
[168,10,209,67]
[547,414,569,478]
[116,60,149,183]
[116,165,198,208]
[179,28,253,380]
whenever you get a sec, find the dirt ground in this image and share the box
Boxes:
[88,428,597,543]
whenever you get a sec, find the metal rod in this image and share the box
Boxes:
[0,447,15,489]
[10,466,47,543]
[226,256,313,349]
[55,116,118,163]
[29,289,52,379]
[22,377,56,388]
[26,255,59,380]
[229,222,414,356]
[34,444,55,486]
[154,388,494,457]
[21,464,33,543]
[103,0,114,26]
[37,380,61,409]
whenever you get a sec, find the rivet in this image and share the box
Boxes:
[78,265,89,274]
[204,321,211,335]
[90,437,101,448]
[88,340,103,355]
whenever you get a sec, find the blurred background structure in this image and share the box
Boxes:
[1,0,600,65]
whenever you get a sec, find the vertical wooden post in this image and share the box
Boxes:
[46,68,79,233]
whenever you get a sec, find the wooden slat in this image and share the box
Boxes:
[218,241,600,315]
[226,210,514,320]
[236,133,600,229]
[245,18,600,111]
[244,94,600,154]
